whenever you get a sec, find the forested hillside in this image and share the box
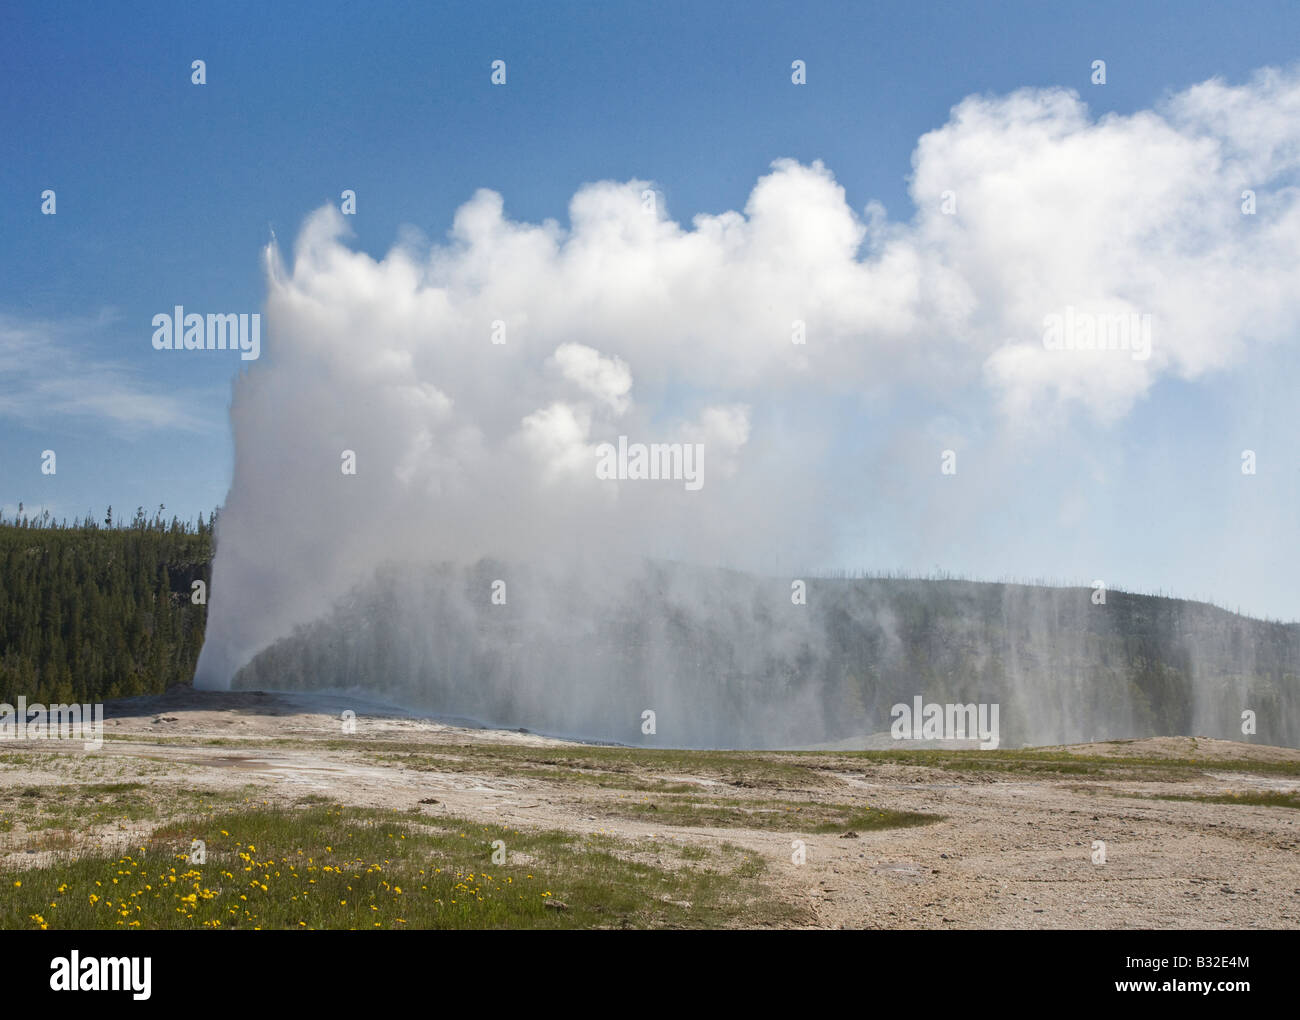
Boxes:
[0,506,213,704]
[236,561,1300,748]
[3,512,1297,750]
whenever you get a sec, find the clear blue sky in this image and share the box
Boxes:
[2,1,1298,613]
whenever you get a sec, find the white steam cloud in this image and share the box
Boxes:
[196,68,1300,700]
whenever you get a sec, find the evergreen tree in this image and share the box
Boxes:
[0,509,215,703]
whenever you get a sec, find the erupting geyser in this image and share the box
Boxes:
[196,72,1300,745]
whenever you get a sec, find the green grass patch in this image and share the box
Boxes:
[2,803,807,930]
[0,781,270,851]
[1,783,157,832]
[1133,790,1300,809]
[840,748,1300,780]
[599,793,940,834]
[364,744,824,791]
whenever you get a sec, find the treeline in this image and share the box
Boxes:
[0,506,215,705]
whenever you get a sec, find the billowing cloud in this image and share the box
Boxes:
[196,67,1300,690]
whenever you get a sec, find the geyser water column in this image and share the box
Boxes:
[193,166,874,693]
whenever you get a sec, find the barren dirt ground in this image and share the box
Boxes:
[3,688,1299,929]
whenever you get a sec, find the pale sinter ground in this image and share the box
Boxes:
[2,687,1298,929]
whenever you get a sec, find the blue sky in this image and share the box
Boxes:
[3,1,1299,617]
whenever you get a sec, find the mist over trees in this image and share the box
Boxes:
[234,561,1300,749]
[0,507,212,704]
[1,509,1294,748]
